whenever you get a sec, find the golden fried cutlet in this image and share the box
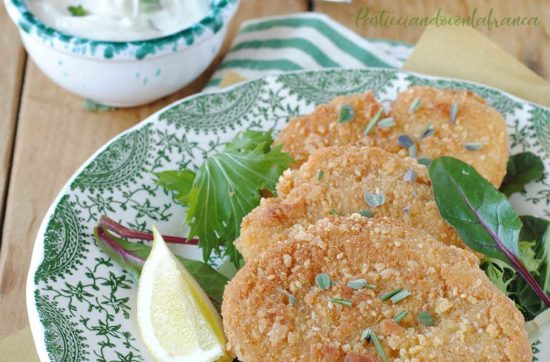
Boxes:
[236,146,464,261]
[274,87,508,186]
[275,92,383,168]
[223,216,531,362]
[367,86,509,186]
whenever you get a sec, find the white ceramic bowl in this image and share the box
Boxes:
[4,0,240,107]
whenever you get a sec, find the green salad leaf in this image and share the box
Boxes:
[500,152,544,196]
[429,157,550,315]
[156,130,293,266]
[156,170,195,206]
[482,216,550,320]
[429,157,522,261]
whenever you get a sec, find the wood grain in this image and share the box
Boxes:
[0,5,25,232]
[314,0,550,79]
[0,0,308,338]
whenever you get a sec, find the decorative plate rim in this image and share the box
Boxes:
[26,67,549,361]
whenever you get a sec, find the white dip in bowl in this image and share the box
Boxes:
[5,0,240,107]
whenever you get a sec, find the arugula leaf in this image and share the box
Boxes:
[157,130,293,266]
[95,227,228,305]
[500,152,544,196]
[429,157,522,261]
[429,157,550,311]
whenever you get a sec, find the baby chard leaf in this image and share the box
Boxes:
[429,157,521,261]
[95,227,228,306]
[429,157,550,308]
[500,152,544,196]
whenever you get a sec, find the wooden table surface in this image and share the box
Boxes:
[0,0,548,339]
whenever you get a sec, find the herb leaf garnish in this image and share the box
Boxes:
[500,152,544,196]
[68,4,87,16]
[364,192,385,208]
[370,330,388,362]
[450,102,459,124]
[359,209,374,218]
[409,97,421,114]
[364,108,383,135]
[390,290,411,304]
[393,310,408,323]
[464,142,484,151]
[156,130,293,266]
[418,311,434,326]
[380,288,402,301]
[347,279,373,290]
[330,298,352,307]
[316,273,331,290]
[338,104,355,123]
[378,117,395,128]
[429,157,550,307]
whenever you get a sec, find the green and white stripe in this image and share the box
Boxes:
[205,13,412,90]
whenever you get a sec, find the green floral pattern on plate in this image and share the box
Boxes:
[29,69,550,361]
[35,291,88,361]
[71,126,152,193]
[35,196,88,283]
[277,68,398,104]
[159,80,267,134]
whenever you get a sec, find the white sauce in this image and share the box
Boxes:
[27,0,212,41]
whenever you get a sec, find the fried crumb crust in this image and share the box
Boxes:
[223,216,531,362]
[275,87,508,187]
[275,92,383,168]
[236,146,466,261]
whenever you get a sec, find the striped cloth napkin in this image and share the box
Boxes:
[204,13,413,90]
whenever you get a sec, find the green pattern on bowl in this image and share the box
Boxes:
[5,0,238,60]
[28,68,550,361]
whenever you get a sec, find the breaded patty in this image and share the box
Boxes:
[275,92,383,167]
[236,146,464,261]
[223,216,531,361]
[369,86,509,186]
[275,87,508,186]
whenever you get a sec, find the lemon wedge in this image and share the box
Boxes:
[137,227,230,362]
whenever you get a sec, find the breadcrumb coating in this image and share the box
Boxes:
[274,87,508,186]
[275,92,383,168]
[223,216,531,361]
[236,146,466,261]
[370,86,509,186]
